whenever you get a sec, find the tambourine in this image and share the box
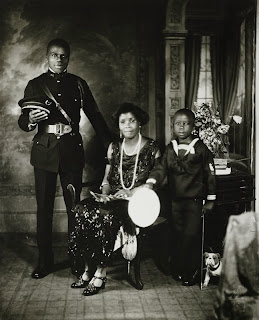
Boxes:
[128,188,160,228]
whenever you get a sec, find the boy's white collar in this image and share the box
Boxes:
[171,138,199,156]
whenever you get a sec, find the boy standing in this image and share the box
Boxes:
[146,109,216,286]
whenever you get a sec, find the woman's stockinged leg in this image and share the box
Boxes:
[82,263,90,281]
[70,262,90,289]
[93,265,107,286]
[82,265,107,296]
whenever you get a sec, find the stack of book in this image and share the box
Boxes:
[213,158,231,175]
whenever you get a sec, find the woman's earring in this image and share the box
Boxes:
[120,131,122,138]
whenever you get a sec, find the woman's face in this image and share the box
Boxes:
[119,112,140,139]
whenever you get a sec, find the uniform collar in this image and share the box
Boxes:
[47,68,67,79]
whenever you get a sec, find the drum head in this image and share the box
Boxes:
[128,188,160,228]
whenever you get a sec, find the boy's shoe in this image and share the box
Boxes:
[170,261,182,281]
[182,270,199,286]
[172,271,182,281]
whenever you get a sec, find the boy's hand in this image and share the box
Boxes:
[142,183,154,190]
[202,200,215,214]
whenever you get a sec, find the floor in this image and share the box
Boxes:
[0,233,219,320]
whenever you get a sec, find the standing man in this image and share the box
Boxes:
[18,38,111,279]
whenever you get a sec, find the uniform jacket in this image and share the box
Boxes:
[148,138,216,200]
[18,70,112,173]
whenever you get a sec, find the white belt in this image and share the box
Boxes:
[43,123,72,136]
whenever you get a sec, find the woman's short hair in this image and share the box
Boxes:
[112,102,149,127]
[46,38,70,57]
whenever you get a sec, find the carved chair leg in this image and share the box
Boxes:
[134,231,144,290]
[127,261,131,275]
[67,184,76,208]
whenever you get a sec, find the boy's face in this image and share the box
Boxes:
[173,114,194,140]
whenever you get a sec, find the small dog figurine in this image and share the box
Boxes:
[203,252,222,287]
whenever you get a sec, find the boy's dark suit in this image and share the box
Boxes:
[148,138,216,283]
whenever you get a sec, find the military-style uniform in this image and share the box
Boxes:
[18,69,111,270]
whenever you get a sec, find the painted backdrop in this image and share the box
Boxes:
[0,0,165,232]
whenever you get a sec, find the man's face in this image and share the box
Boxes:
[46,45,69,74]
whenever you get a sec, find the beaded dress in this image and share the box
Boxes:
[68,138,159,275]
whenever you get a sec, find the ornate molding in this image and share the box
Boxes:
[170,97,181,110]
[170,45,180,90]
[170,115,174,136]
[165,0,189,33]
[169,0,182,24]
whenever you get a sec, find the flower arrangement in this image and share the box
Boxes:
[193,102,230,158]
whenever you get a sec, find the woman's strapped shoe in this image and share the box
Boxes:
[82,276,107,296]
[71,275,89,289]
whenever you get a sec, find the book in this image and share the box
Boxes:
[214,167,231,175]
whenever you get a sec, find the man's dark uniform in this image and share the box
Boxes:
[18,70,111,272]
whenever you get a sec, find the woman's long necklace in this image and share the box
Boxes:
[120,133,142,190]
[123,133,141,156]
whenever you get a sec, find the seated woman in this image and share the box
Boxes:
[68,102,161,296]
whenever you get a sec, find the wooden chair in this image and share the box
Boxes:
[67,183,169,290]
[129,216,168,289]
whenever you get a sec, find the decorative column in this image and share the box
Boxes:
[164,0,189,143]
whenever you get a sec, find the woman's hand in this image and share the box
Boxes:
[114,189,131,199]
[101,184,111,195]
[115,184,153,199]
[90,191,111,203]
[99,194,111,203]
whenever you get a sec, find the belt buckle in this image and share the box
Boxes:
[55,123,63,137]
[54,123,72,137]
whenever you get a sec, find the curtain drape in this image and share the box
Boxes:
[185,35,201,110]
[210,30,241,124]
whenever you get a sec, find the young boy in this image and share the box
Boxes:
[146,108,216,286]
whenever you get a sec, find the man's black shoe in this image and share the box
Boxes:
[31,265,52,279]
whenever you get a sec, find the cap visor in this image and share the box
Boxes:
[21,105,51,114]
